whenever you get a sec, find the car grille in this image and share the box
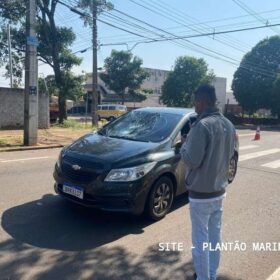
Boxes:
[61,154,104,184]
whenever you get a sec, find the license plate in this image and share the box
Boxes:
[62,183,84,199]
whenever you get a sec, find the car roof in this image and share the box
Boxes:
[99,104,126,107]
[135,107,195,116]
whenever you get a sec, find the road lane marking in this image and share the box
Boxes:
[0,156,56,163]
[239,145,259,151]
[238,133,255,137]
[266,267,280,280]
[239,149,280,162]
[262,159,280,169]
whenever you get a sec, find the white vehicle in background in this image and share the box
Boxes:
[97,104,127,121]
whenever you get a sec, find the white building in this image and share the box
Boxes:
[226,91,238,105]
[141,68,170,95]
[84,68,227,111]
[212,77,227,112]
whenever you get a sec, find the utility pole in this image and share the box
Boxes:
[57,0,99,126]
[24,0,38,146]
[7,23,13,88]
[85,91,88,127]
[92,0,98,126]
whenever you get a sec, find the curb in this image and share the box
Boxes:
[0,144,64,153]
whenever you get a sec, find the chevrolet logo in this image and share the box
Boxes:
[72,164,81,171]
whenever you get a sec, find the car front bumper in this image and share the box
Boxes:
[53,166,151,215]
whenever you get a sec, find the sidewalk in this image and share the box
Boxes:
[0,127,94,152]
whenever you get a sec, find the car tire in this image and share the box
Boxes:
[98,115,101,121]
[145,176,174,221]
[228,154,238,183]
[109,116,115,122]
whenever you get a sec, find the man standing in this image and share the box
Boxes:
[180,84,236,280]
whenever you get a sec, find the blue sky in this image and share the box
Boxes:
[1,0,280,90]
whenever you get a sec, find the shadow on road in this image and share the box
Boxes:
[1,193,241,279]
[0,239,240,280]
[0,239,196,280]
[1,193,188,251]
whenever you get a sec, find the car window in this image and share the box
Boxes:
[109,106,116,110]
[181,120,191,136]
[117,105,127,111]
[189,115,197,125]
[97,105,101,110]
[100,110,182,143]
[120,106,127,111]
[172,119,191,146]
[102,106,108,110]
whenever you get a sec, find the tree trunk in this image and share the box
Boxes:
[47,5,65,123]
[121,91,125,105]
[58,95,67,123]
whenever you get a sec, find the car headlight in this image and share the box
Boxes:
[105,162,157,182]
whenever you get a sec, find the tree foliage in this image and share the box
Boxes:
[0,0,83,123]
[100,50,149,104]
[39,73,85,101]
[232,36,280,118]
[76,0,113,26]
[161,56,214,107]
[272,74,280,118]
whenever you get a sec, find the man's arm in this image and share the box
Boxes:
[180,123,209,169]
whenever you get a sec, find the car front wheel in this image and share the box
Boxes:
[145,176,174,221]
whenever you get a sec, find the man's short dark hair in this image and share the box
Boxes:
[194,84,217,107]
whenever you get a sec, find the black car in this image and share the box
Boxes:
[53,107,238,220]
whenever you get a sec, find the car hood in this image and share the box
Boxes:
[66,133,160,167]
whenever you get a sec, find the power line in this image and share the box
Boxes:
[58,0,278,78]
[170,7,280,28]
[57,0,157,41]
[61,0,243,68]
[104,23,277,76]
[150,0,252,50]
[232,0,280,34]
[105,9,241,63]
[70,8,280,43]
[130,0,250,53]
[110,3,280,76]
[111,21,280,45]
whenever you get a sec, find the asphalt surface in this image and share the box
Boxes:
[0,129,279,280]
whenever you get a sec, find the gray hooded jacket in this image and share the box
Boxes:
[180,109,236,198]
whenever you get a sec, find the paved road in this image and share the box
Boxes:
[0,129,279,280]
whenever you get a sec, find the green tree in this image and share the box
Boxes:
[76,0,113,26]
[161,56,214,107]
[272,74,280,119]
[232,36,280,117]
[39,73,85,101]
[0,0,82,123]
[100,50,149,104]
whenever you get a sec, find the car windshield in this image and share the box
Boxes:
[99,110,182,143]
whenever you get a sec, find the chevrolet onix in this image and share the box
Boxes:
[53,107,238,220]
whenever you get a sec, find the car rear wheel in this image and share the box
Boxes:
[109,116,115,122]
[228,154,238,183]
[145,176,174,221]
